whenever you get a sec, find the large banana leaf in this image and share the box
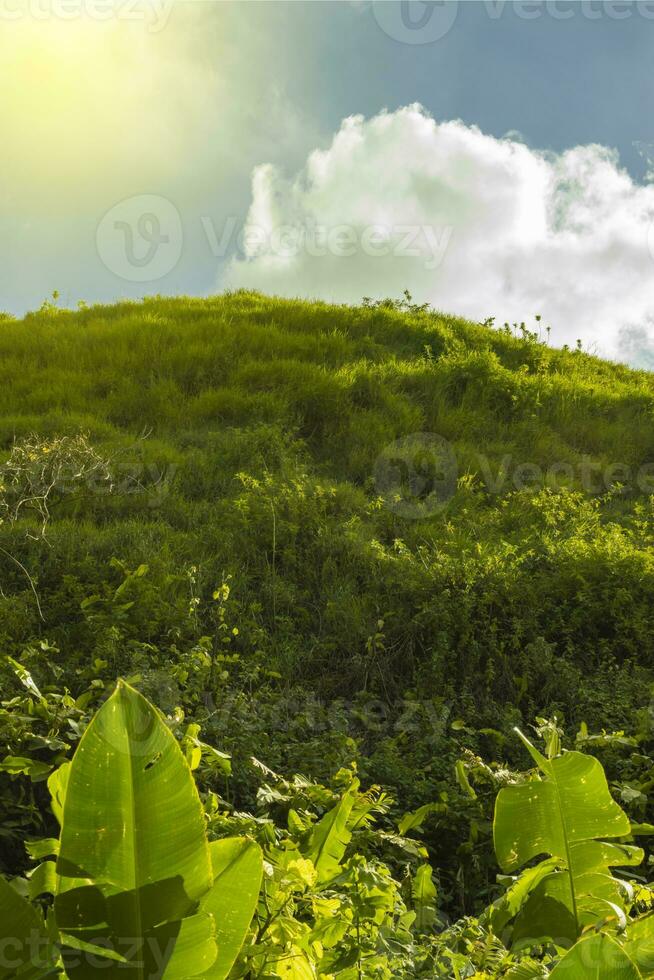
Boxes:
[55,681,215,979]
[200,838,263,980]
[487,857,561,935]
[493,730,639,945]
[549,932,640,979]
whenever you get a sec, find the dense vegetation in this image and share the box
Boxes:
[4,681,654,978]
[2,290,654,975]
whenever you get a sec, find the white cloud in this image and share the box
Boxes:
[225,105,654,365]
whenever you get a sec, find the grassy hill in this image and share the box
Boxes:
[2,290,654,903]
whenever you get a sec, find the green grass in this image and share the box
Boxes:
[2,289,654,725]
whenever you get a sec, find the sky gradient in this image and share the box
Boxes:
[3,1,654,362]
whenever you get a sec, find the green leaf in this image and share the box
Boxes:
[25,839,59,861]
[304,782,359,882]
[549,932,640,978]
[487,857,561,934]
[495,741,630,874]
[183,726,231,777]
[27,861,57,900]
[48,762,70,827]
[156,913,217,980]
[623,910,654,976]
[493,732,635,944]
[7,657,43,699]
[55,680,214,978]
[511,870,628,948]
[272,947,316,979]
[199,838,263,980]
[0,876,56,980]
[398,803,441,836]
[0,757,52,780]
[630,822,654,835]
[503,962,549,979]
[309,897,348,948]
[455,760,477,799]
[58,935,129,964]
[412,863,437,932]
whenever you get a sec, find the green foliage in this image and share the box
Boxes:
[484,727,654,977]
[493,729,641,946]
[2,678,654,977]
[0,684,440,979]
[548,933,640,979]
[2,295,654,731]
[0,682,262,980]
[1,292,654,974]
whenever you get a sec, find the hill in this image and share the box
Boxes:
[2,289,654,907]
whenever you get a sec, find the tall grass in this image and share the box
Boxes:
[1,290,653,724]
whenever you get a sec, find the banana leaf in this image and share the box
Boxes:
[493,729,640,945]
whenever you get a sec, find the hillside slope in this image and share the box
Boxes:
[3,289,654,902]
[2,291,654,708]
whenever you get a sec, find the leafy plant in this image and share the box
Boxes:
[0,682,262,980]
[489,726,654,976]
[2,292,654,975]
[549,932,639,979]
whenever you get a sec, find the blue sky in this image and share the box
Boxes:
[284,2,654,179]
[2,1,654,362]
